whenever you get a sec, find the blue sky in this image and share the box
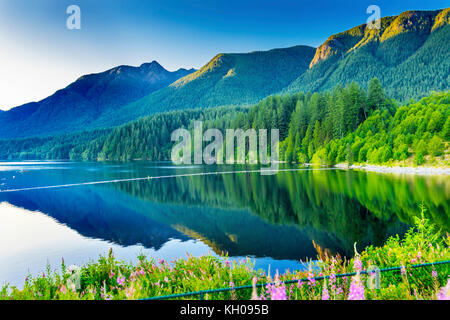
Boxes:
[0,0,447,110]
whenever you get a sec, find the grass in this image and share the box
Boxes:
[1,206,449,300]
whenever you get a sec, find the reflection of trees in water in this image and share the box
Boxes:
[112,169,449,256]
[311,170,450,229]
[2,168,446,260]
[0,184,321,260]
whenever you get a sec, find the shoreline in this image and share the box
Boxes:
[334,163,450,175]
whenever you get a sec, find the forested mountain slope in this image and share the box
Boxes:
[93,45,316,127]
[309,92,449,167]
[284,9,450,101]
[1,80,448,167]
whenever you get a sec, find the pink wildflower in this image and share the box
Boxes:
[289,284,294,297]
[353,257,362,273]
[125,286,136,299]
[329,272,336,285]
[60,285,67,295]
[117,276,126,286]
[347,275,365,300]
[401,265,406,277]
[267,271,287,300]
[322,282,330,300]
[266,283,287,300]
[437,279,450,300]
[307,271,316,287]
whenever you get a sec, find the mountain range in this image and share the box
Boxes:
[285,9,450,99]
[0,8,448,139]
[94,45,316,128]
[0,62,194,138]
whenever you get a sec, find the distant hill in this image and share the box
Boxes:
[92,45,316,127]
[284,9,450,100]
[1,8,449,140]
[0,61,194,138]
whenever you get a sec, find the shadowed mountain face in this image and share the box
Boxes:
[0,62,195,139]
[285,9,450,100]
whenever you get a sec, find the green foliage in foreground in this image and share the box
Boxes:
[1,208,449,300]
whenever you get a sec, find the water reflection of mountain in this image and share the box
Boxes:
[1,168,448,260]
[111,169,449,255]
[0,187,188,249]
[0,184,320,259]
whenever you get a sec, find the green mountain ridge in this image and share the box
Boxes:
[308,9,449,68]
[91,45,316,127]
[285,9,450,100]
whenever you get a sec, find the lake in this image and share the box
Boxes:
[0,161,448,288]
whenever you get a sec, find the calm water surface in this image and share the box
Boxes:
[0,161,448,287]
